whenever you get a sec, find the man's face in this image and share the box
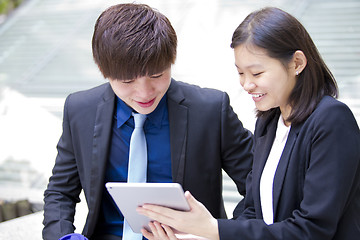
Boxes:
[109,68,171,114]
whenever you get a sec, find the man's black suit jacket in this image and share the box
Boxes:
[43,79,253,239]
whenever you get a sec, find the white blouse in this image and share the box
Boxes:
[260,115,291,225]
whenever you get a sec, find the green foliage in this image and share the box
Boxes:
[0,0,10,15]
[0,0,24,15]
[13,0,23,7]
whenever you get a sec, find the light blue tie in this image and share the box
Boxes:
[123,113,147,240]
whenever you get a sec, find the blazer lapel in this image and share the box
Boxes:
[253,115,278,218]
[272,123,301,217]
[89,84,115,220]
[167,80,188,184]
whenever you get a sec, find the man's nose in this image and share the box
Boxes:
[136,77,154,97]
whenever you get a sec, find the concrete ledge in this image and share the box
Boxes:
[0,211,43,240]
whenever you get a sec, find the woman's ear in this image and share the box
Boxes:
[293,50,307,76]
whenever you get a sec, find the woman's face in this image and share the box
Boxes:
[234,44,296,119]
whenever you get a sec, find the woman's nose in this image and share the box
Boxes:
[242,78,256,92]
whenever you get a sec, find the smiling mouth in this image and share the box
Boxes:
[251,93,265,98]
[136,98,156,108]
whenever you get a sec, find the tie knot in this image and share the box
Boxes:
[132,113,146,128]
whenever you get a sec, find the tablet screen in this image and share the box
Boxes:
[106,182,190,233]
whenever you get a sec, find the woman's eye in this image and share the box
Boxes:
[253,72,263,77]
[238,72,244,76]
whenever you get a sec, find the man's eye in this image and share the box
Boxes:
[121,80,134,84]
[150,74,163,79]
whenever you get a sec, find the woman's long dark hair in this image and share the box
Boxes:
[231,7,338,125]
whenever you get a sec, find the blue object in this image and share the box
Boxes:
[123,113,147,240]
[58,233,89,240]
[95,95,172,237]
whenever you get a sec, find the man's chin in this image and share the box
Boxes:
[133,105,157,115]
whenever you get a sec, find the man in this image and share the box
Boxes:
[43,3,253,240]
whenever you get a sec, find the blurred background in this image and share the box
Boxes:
[0,0,359,238]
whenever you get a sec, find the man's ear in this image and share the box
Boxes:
[292,50,307,76]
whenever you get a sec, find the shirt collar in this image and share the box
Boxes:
[146,94,167,129]
[116,97,133,128]
[116,94,168,129]
[276,114,291,143]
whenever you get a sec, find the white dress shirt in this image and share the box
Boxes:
[260,114,291,225]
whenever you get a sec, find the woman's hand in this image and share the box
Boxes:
[137,191,219,240]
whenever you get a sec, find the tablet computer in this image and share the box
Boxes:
[105,182,190,233]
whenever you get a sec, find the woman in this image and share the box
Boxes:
[137,7,360,240]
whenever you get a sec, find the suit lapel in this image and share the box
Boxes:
[89,84,115,218]
[167,80,188,184]
[253,114,278,218]
[272,123,301,218]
